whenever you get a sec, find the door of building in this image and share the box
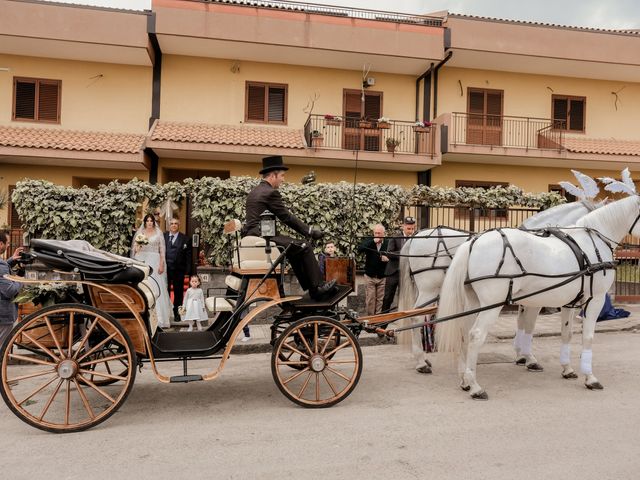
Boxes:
[343,90,383,151]
[466,88,503,146]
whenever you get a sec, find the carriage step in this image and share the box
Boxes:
[155,331,220,354]
[288,284,352,309]
[170,374,203,383]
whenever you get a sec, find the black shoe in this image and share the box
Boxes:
[310,279,337,300]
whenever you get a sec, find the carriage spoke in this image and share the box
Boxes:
[18,375,59,406]
[327,360,356,364]
[79,369,127,382]
[298,372,313,398]
[322,371,338,396]
[282,367,310,385]
[43,316,64,357]
[295,329,314,356]
[315,373,320,401]
[7,368,57,383]
[20,331,61,363]
[320,327,337,355]
[313,322,319,354]
[38,379,64,421]
[326,366,351,382]
[64,380,71,425]
[67,311,75,358]
[77,376,116,404]
[325,341,351,358]
[9,353,57,367]
[76,332,118,363]
[80,353,129,368]
[73,378,95,420]
[72,318,99,360]
[276,360,308,366]
[280,342,308,360]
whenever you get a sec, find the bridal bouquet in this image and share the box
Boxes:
[134,233,149,246]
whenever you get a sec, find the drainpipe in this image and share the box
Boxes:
[415,63,434,122]
[432,50,453,119]
[147,12,162,184]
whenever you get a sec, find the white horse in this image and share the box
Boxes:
[435,194,640,399]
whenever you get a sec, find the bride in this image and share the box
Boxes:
[131,213,172,328]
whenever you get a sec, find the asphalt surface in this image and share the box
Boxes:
[2,331,640,480]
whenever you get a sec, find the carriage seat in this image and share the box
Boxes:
[205,296,235,313]
[234,236,281,270]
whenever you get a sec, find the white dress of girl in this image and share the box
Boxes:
[131,227,172,328]
[182,287,208,326]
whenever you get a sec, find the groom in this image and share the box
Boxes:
[164,218,192,319]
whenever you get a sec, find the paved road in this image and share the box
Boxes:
[2,331,640,480]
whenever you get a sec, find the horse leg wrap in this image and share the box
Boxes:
[580,349,593,375]
[519,333,533,356]
[560,344,570,365]
[513,329,524,351]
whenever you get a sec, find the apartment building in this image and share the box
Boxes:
[2,0,640,238]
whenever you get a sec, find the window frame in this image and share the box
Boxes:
[551,94,586,133]
[12,77,62,124]
[548,183,577,203]
[244,81,288,125]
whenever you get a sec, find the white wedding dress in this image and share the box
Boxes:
[132,227,172,328]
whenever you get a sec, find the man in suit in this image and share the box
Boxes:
[242,155,336,300]
[358,224,388,316]
[0,229,23,344]
[164,218,192,319]
[381,216,416,313]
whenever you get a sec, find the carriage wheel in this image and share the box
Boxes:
[271,317,362,408]
[0,304,137,433]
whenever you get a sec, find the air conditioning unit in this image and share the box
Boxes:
[366,77,376,86]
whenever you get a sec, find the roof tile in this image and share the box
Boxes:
[563,136,640,156]
[150,121,306,149]
[0,125,145,154]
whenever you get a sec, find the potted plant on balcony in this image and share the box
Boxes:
[324,114,342,126]
[310,129,324,148]
[386,136,401,153]
[413,120,433,133]
[377,117,391,129]
[358,118,375,129]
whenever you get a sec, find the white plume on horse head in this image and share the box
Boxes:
[599,167,637,196]
[558,170,599,201]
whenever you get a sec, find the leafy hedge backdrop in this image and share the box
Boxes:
[12,178,564,266]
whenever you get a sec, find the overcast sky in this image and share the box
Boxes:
[45,0,640,30]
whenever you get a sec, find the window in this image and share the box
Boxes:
[245,82,287,124]
[466,88,503,145]
[12,77,61,123]
[552,95,585,132]
[549,184,577,203]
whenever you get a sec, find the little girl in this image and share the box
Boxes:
[180,275,208,332]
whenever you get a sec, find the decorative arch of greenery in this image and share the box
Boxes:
[11,178,565,266]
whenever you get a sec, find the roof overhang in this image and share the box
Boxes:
[0,0,153,66]
[445,16,640,81]
[153,0,445,75]
[0,146,149,170]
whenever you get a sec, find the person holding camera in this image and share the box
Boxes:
[242,156,336,300]
[0,229,24,344]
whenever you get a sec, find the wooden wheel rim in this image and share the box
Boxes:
[0,304,136,433]
[272,317,362,408]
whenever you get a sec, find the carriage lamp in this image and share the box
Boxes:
[260,210,277,256]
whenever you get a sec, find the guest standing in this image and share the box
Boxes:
[381,216,416,313]
[0,230,23,344]
[358,224,388,316]
[164,217,192,320]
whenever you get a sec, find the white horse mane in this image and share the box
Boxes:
[576,194,639,240]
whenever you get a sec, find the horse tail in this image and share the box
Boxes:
[435,240,472,354]
[396,242,416,348]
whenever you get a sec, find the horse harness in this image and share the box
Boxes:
[466,227,617,309]
[407,226,473,277]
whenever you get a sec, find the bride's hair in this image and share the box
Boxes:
[142,213,156,228]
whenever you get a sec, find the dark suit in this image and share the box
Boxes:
[164,231,192,315]
[382,232,408,313]
[242,180,322,291]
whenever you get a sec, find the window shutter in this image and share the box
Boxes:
[247,84,266,121]
[267,86,285,122]
[468,90,485,115]
[14,80,36,120]
[344,92,361,118]
[552,98,568,128]
[38,81,59,122]
[364,94,381,120]
[486,92,502,116]
[8,186,21,229]
[569,99,584,131]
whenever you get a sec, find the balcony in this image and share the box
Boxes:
[450,113,564,151]
[304,115,437,157]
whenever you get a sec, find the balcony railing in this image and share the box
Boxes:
[203,0,443,26]
[450,113,565,151]
[304,115,436,157]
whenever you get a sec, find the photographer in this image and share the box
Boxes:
[0,229,23,344]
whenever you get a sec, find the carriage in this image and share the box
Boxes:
[0,218,434,433]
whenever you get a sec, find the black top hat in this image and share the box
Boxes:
[403,216,416,225]
[259,156,289,174]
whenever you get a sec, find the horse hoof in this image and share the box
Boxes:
[460,385,471,392]
[562,372,578,379]
[416,365,432,374]
[471,390,489,401]
[586,382,604,390]
[515,358,526,366]
[425,358,433,368]
[526,363,544,372]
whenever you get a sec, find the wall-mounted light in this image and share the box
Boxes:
[0,67,10,72]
